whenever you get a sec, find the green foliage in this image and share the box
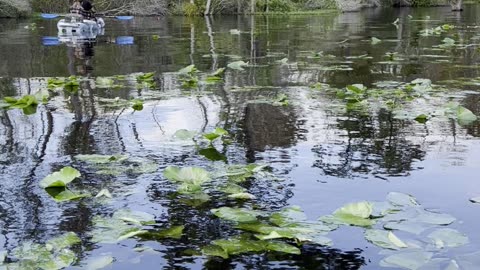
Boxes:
[256,0,297,12]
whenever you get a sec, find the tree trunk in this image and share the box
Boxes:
[251,0,255,14]
[205,0,211,15]
[451,0,463,11]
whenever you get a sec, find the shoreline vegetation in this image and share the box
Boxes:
[0,0,474,18]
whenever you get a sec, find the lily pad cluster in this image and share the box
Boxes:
[0,93,47,115]
[74,154,158,176]
[318,192,473,269]
[0,232,80,269]
[177,65,226,89]
[311,79,478,125]
[199,191,477,269]
[136,72,156,89]
[89,209,183,243]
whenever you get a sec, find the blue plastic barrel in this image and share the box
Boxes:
[42,36,60,46]
[41,13,59,19]
[116,16,134,20]
[115,36,134,45]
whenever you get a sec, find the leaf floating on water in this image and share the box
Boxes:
[202,244,229,259]
[415,114,429,124]
[364,230,407,250]
[227,61,249,71]
[469,197,480,203]
[321,201,375,227]
[112,209,155,225]
[229,29,241,35]
[173,129,197,140]
[163,166,211,186]
[456,106,477,125]
[380,251,433,270]
[427,228,469,249]
[371,201,399,217]
[46,188,90,202]
[39,167,81,188]
[383,221,432,235]
[270,206,307,227]
[371,37,381,45]
[387,192,419,207]
[83,255,114,270]
[95,188,113,199]
[220,183,246,194]
[413,210,456,225]
[178,64,198,75]
[45,232,81,252]
[264,241,301,255]
[227,193,256,200]
[204,236,300,258]
[131,99,144,111]
[141,225,184,240]
[117,228,148,242]
[211,207,261,223]
[199,147,227,162]
[13,240,77,269]
[75,154,128,164]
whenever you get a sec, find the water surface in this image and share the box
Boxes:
[1,6,480,269]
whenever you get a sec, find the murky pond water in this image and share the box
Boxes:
[1,5,480,269]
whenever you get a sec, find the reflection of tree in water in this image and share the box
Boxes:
[313,109,425,178]
[203,245,364,269]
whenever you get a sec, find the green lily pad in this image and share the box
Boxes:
[89,213,151,244]
[140,225,184,240]
[220,183,246,194]
[112,209,155,225]
[83,255,114,270]
[264,241,301,255]
[270,206,307,227]
[178,65,197,75]
[427,228,469,248]
[45,232,81,251]
[202,244,229,259]
[205,236,300,258]
[321,201,374,227]
[39,167,81,188]
[371,201,399,217]
[199,147,227,162]
[117,228,148,242]
[457,106,477,125]
[380,251,433,270]
[203,127,228,142]
[163,166,211,185]
[413,210,456,225]
[227,193,256,200]
[364,229,408,250]
[227,61,249,71]
[384,221,432,235]
[387,192,419,207]
[75,154,128,164]
[371,37,381,45]
[45,188,90,202]
[173,129,197,140]
[13,241,76,270]
[211,207,260,223]
[95,188,113,199]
